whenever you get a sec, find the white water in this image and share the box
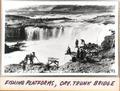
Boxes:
[4,13,115,67]
[25,26,63,40]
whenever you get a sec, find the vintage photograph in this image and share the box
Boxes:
[2,1,118,74]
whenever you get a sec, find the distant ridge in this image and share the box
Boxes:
[6,5,114,17]
[6,15,30,20]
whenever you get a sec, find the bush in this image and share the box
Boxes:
[101,35,114,50]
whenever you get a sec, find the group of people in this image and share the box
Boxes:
[75,39,86,49]
[19,52,37,71]
[66,39,87,61]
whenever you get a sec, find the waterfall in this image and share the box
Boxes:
[39,28,44,40]
[52,27,57,38]
[25,26,64,40]
[25,27,43,40]
[58,26,64,38]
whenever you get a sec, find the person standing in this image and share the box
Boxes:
[75,39,79,48]
[29,52,36,65]
[80,48,86,60]
[76,48,80,58]
[80,39,86,49]
[66,46,71,54]
[19,58,27,71]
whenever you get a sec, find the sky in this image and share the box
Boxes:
[3,0,116,11]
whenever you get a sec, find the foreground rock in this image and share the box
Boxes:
[4,63,46,73]
[4,62,59,73]
[58,58,115,73]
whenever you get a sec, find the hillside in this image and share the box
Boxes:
[51,5,113,13]
[6,5,114,16]
[6,15,30,20]
[83,15,115,25]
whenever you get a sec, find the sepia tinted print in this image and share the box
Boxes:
[3,1,117,74]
